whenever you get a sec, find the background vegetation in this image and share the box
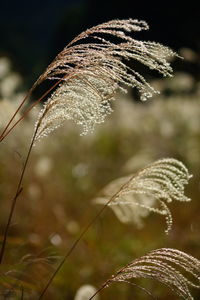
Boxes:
[0,2,200,299]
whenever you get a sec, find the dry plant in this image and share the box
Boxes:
[0,19,176,142]
[34,19,176,141]
[0,18,176,265]
[94,158,192,233]
[89,248,200,300]
[0,18,199,299]
[0,253,54,294]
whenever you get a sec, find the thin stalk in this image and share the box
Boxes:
[0,77,65,143]
[89,280,157,300]
[0,125,39,264]
[0,73,74,264]
[21,286,24,300]
[38,175,135,299]
[89,282,109,300]
[0,86,35,142]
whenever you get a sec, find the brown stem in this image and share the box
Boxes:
[89,277,157,299]
[0,187,23,264]
[38,175,134,299]
[21,286,24,300]
[0,86,35,142]
[0,76,69,143]
[0,125,39,264]
[38,205,109,299]
[89,281,110,300]
[87,265,132,300]
[0,73,75,265]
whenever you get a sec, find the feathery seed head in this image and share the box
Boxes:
[106,248,200,300]
[35,19,177,142]
[94,158,192,233]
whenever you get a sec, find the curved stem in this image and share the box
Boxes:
[21,286,24,300]
[0,125,39,264]
[89,281,109,300]
[0,86,35,142]
[38,175,134,299]
[0,74,70,264]
[89,278,157,300]
[0,76,68,143]
[38,205,110,299]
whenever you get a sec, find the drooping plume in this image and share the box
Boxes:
[101,248,200,300]
[35,19,177,141]
[94,158,191,233]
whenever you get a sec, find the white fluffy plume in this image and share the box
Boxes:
[34,19,177,141]
[94,158,192,233]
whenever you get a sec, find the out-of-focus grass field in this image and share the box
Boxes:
[0,56,200,299]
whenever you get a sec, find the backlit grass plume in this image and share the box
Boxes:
[94,158,191,233]
[90,248,200,300]
[34,19,177,141]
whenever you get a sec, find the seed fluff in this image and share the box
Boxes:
[34,19,177,141]
[101,248,200,300]
[94,158,192,233]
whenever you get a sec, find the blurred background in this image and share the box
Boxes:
[1,0,200,86]
[0,1,200,299]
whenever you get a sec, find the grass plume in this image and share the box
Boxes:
[89,248,200,300]
[94,158,192,233]
[34,18,177,141]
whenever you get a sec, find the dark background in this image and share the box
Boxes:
[0,0,200,87]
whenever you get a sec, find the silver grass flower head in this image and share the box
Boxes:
[106,248,200,300]
[94,158,192,233]
[34,19,177,142]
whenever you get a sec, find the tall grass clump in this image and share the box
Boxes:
[0,18,200,299]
